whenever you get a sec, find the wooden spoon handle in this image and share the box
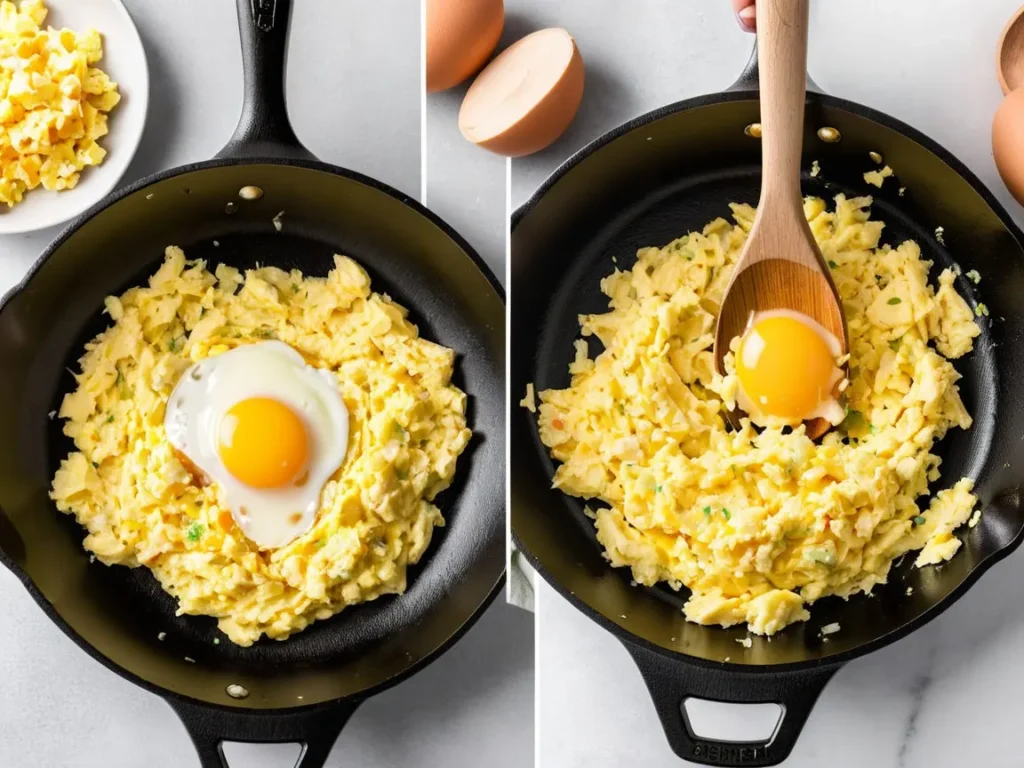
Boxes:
[757,0,809,210]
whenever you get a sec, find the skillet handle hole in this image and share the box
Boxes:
[221,742,303,768]
[682,698,783,744]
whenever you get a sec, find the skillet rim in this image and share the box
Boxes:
[510,87,1024,673]
[0,155,508,712]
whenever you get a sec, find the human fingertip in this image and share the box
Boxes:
[737,5,756,32]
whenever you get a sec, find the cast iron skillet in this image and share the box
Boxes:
[0,2,505,767]
[512,45,1024,767]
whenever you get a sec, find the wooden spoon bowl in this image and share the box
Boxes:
[712,0,848,441]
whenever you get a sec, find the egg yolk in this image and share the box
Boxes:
[736,315,837,423]
[218,397,309,489]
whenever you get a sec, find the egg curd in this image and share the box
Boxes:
[532,195,981,636]
[51,247,471,646]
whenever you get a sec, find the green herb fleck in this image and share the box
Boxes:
[91,461,99,469]
[167,337,178,352]
[841,409,866,432]
[655,485,662,493]
[254,328,276,339]
[703,506,711,517]
[887,297,902,305]
[912,515,926,526]
[722,508,731,521]
[827,260,838,269]
[966,270,981,284]
[187,523,204,543]
[617,402,625,414]
[868,424,877,434]
[975,303,990,317]
[105,414,115,424]
[808,548,836,566]
[316,538,327,549]
[291,283,300,294]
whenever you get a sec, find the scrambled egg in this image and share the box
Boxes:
[864,165,893,188]
[0,0,120,206]
[51,248,471,646]
[534,195,981,635]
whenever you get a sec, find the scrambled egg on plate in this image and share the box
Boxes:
[531,195,981,636]
[0,0,120,207]
[51,248,470,646]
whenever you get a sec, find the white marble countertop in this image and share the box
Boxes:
[511,0,1024,765]
[0,1,532,767]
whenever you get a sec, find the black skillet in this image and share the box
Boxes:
[512,44,1024,767]
[0,1,505,766]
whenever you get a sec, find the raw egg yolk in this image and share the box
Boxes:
[218,397,308,488]
[736,315,836,422]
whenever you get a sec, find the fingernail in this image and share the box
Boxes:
[737,6,756,31]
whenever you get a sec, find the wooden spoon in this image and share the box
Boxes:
[713,0,848,440]
[997,5,1024,95]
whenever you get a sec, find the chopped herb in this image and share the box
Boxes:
[703,506,711,517]
[617,402,625,414]
[722,508,731,520]
[187,523,204,542]
[167,337,178,352]
[807,548,836,566]
[887,297,902,305]
[655,485,662,493]
[827,260,838,269]
[91,461,99,469]
[912,515,926,526]
[868,424,877,434]
[966,270,981,284]
[975,303,990,317]
[291,283,300,294]
[841,409,866,432]
[254,328,276,339]
[105,414,115,424]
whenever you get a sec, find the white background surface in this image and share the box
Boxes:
[0,1,532,767]
[511,0,1024,766]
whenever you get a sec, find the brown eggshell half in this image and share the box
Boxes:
[426,0,504,93]
[993,87,1024,207]
[458,27,585,157]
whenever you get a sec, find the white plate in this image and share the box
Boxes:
[0,0,148,235]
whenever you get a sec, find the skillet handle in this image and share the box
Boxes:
[168,698,359,768]
[217,0,314,161]
[624,641,838,767]
[726,41,825,95]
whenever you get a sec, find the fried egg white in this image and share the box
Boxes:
[164,340,349,549]
[734,309,845,427]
